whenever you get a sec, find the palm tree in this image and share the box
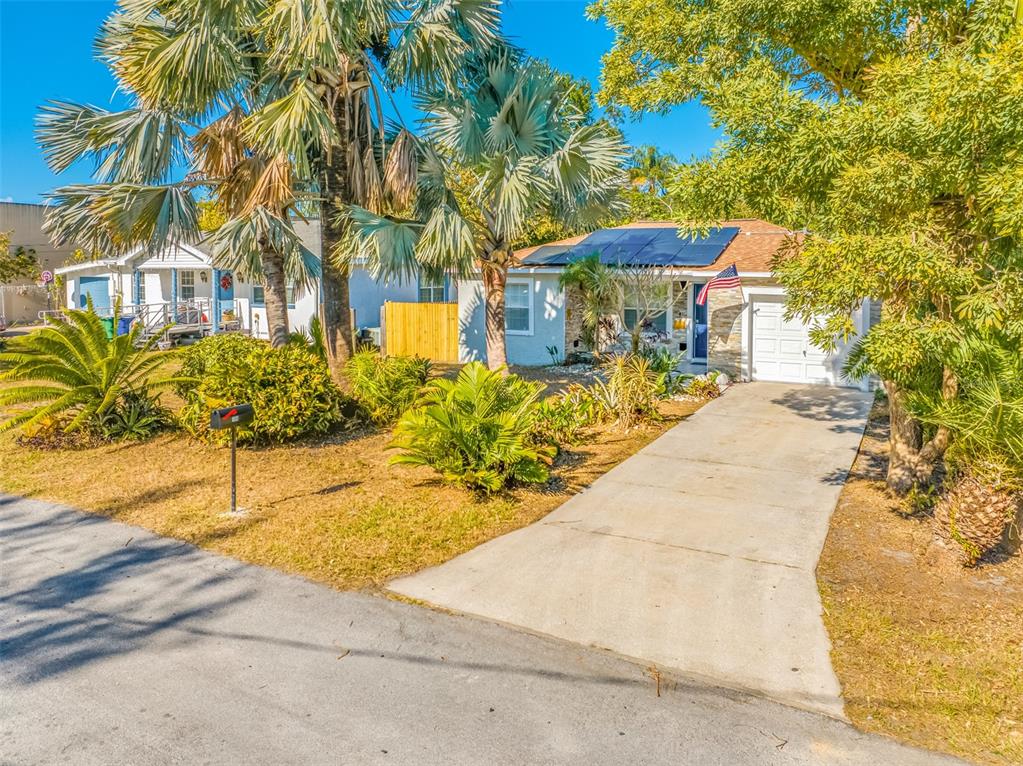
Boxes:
[36,1,328,347]
[557,253,617,352]
[628,145,676,196]
[343,49,627,370]
[270,0,501,381]
[0,300,183,435]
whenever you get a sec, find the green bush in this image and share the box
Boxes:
[345,350,432,426]
[682,373,722,400]
[530,384,599,449]
[639,346,687,396]
[0,300,182,442]
[591,354,664,430]
[178,335,345,444]
[98,387,173,441]
[389,362,554,492]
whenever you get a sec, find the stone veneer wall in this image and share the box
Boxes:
[563,282,587,355]
[706,277,777,379]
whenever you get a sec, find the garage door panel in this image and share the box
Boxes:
[751,297,848,386]
[779,339,804,355]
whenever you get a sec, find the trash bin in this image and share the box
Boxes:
[117,316,134,336]
[100,317,115,340]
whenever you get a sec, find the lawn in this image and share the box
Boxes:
[818,400,1023,766]
[0,369,703,592]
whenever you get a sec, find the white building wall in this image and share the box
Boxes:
[458,273,566,367]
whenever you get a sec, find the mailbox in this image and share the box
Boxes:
[210,403,255,430]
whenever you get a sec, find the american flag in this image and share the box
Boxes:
[696,264,741,306]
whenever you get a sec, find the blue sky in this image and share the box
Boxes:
[0,0,720,203]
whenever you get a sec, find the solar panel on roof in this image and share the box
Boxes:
[517,225,740,268]
[577,229,627,247]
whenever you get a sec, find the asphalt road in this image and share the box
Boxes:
[1,496,962,765]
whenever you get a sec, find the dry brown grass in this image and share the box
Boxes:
[818,400,1023,766]
[0,389,701,592]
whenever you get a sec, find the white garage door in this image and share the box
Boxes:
[751,297,836,384]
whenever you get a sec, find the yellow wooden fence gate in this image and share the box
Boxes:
[382,301,460,363]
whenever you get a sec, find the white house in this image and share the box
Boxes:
[457,219,876,389]
[54,219,423,342]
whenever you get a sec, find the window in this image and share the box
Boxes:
[623,283,668,334]
[418,275,446,303]
[137,274,146,304]
[179,270,195,301]
[252,282,297,307]
[505,279,532,334]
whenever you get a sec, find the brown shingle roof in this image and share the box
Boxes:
[513,218,795,275]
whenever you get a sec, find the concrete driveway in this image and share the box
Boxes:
[390,383,873,717]
[2,495,963,766]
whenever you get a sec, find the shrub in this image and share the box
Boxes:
[639,346,687,396]
[682,373,722,400]
[529,385,599,448]
[285,316,326,360]
[0,301,181,441]
[98,387,173,441]
[345,350,432,426]
[389,362,554,492]
[591,354,664,430]
[178,336,345,444]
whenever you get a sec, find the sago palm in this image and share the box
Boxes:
[389,361,553,492]
[343,48,627,370]
[913,333,1023,564]
[0,303,183,435]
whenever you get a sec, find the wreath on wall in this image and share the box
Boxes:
[219,273,233,291]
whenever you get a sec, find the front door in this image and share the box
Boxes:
[79,276,111,311]
[692,287,708,359]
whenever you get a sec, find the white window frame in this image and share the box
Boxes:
[252,282,297,308]
[179,270,196,301]
[505,278,534,336]
[418,275,446,303]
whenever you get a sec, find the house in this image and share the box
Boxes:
[457,219,874,389]
[53,218,421,342]
[0,202,74,325]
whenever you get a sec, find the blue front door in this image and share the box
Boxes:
[79,276,111,311]
[692,289,708,359]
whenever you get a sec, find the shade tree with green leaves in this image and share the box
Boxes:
[591,0,1023,494]
[343,48,628,370]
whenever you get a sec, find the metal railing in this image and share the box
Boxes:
[39,299,245,342]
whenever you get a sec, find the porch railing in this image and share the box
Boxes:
[39,299,245,342]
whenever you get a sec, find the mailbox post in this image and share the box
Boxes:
[210,404,255,514]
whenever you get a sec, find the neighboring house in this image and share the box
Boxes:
[0,202,73,325]
[457,219,873,389]
[53,218,418,341]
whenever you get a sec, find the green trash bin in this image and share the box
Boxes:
[100,317,115,340]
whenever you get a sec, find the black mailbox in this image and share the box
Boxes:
[210,403,255,430]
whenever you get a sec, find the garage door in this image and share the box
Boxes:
[751,297,835,384]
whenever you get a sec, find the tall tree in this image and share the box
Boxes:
[345,49,627,370]
[258,0,501,381]
[591,0,1023,492]
[627,145,676,195]
[37,1,322,347]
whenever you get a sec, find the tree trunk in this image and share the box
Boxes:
[321,258,355,385]
[482,263,508,372]
[318,95,356,385]
[883,368,957,494]
[261,249,290,348]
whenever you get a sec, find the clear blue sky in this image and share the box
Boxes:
[0,0,719,203]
